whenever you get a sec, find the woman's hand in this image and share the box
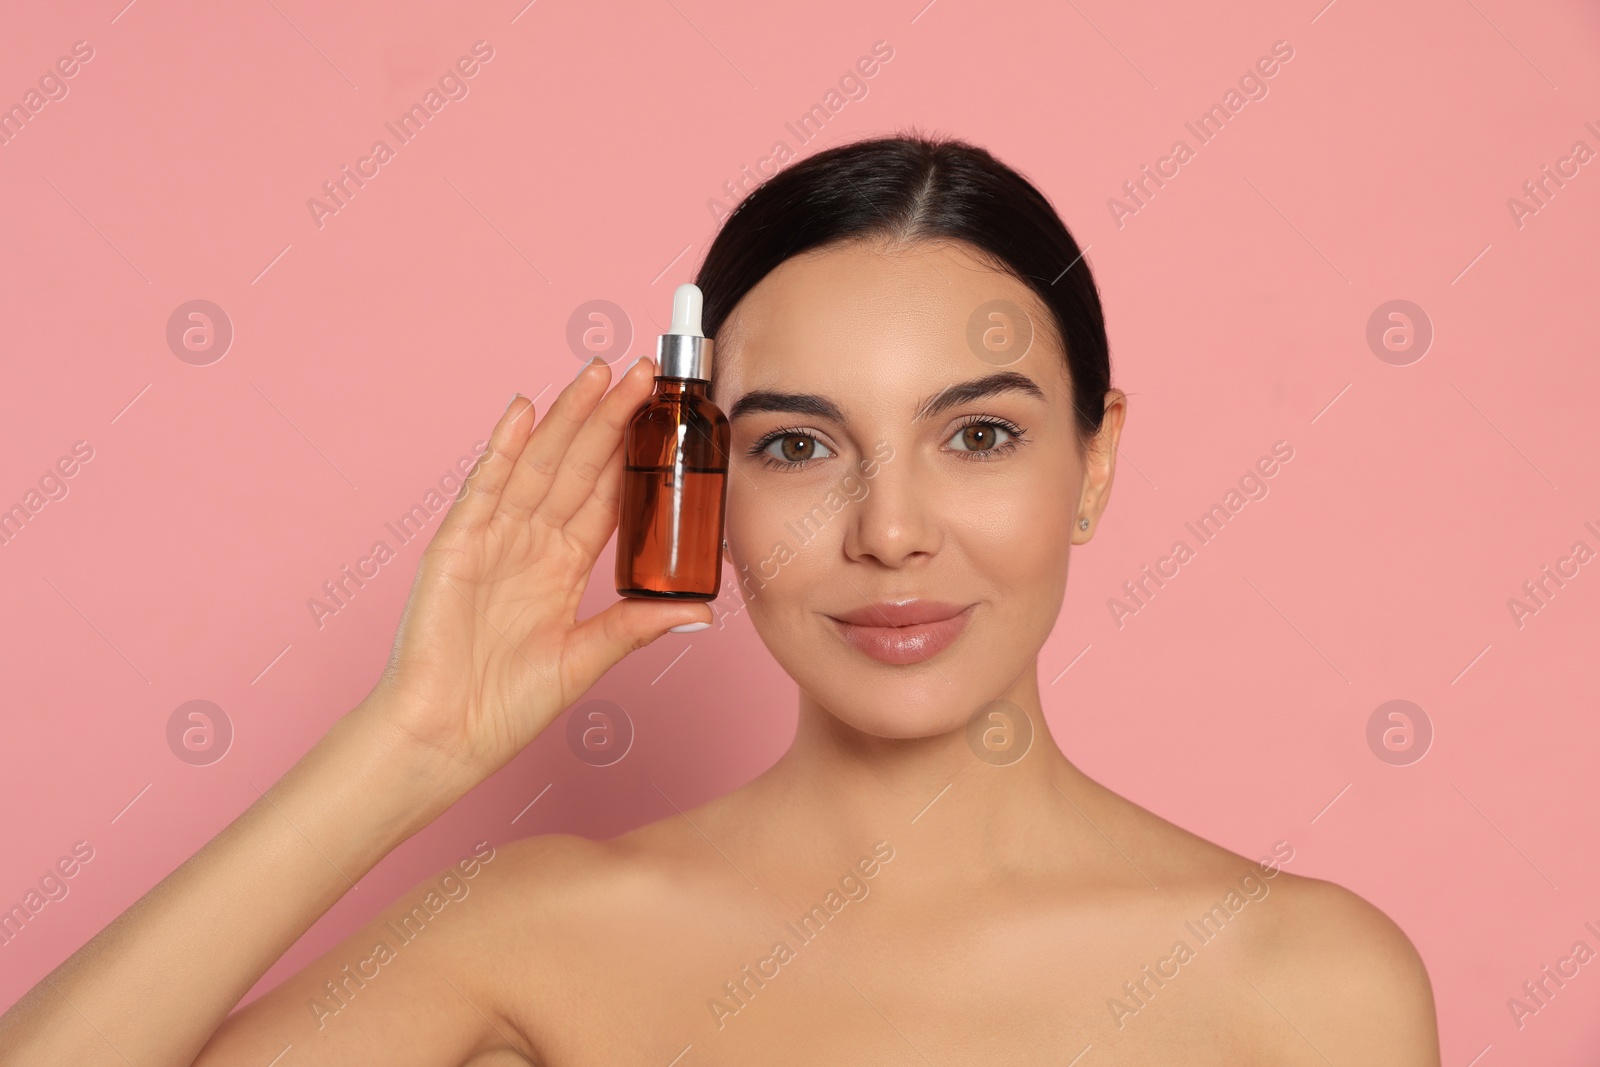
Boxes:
[362,355,713,802]
[0,357,711,1066]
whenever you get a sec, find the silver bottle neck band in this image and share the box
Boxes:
[658,333,714,381]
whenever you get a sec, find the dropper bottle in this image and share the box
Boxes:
[614,283,730,600]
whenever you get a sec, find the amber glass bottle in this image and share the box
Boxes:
[615,284,730,600]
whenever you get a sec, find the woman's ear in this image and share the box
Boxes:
[1073,390,1126,544]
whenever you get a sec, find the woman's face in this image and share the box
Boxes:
[712,236,1120,739]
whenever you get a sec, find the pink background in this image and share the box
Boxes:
[3,0,1598,1059]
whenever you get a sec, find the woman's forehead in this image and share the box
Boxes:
[714,237,1059,394]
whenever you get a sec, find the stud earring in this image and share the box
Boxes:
[1078,518,1090,531]
[722,539,729,551]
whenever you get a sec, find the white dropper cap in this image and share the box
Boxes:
[657,283,714,380]
[668,283,705,337]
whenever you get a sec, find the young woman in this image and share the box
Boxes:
[0,133,1440,1065]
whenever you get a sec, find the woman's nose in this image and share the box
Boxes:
[840,453,941,568]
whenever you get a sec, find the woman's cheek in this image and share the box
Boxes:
[964,472,1072,576]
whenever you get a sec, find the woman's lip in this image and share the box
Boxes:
[827,604,975,665]
[829,599,971,627]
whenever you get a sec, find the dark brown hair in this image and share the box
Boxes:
[694,130,1113,442]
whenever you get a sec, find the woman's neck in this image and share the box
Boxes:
[749,665,1097,886]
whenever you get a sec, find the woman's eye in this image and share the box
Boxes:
[946,421,1014,452]
[762,433,835,464]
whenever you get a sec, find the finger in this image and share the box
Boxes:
[435,395,536,540]
[562,434,625,559]
[536,356,655,528]
[561,596,714,691]
[496,359,610,524]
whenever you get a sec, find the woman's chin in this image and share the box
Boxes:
[833,710,969,742]
[806,676,988,741]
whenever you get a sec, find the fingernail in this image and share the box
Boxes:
[669,621,711,633]
[506,393,521,412]
[574,356,601,380]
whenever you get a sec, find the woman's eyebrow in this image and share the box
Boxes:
[727,371,1046,423]
[726,390,845,423]
[915,371,1047,420]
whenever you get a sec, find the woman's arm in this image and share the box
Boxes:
[194,834,588,1065]
[0,699,466,1065]
[0,354,712,1065]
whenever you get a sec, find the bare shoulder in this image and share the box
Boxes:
[471,819,715,917]
[467,822,748,1056]
[1080,787,1439,1063]
[460,831,679,940]
[470,831,628,892]
[1235,868,1440,1065]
